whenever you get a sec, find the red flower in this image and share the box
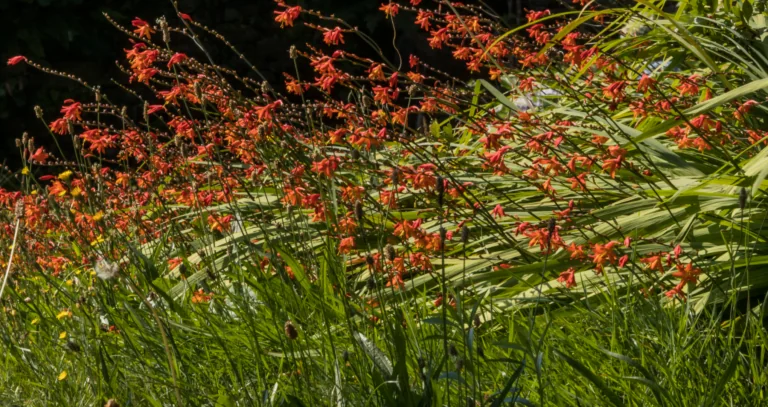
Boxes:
[178,12,193,21]
[60,101,82,122]
[29,147,50,163]
[7,55,26,66]
[167,52,188,68]
[491,204,506,219]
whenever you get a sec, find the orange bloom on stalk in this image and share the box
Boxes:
[323,27,344,46]
[491,204,506,218]
[207,213,233,233]
[29,147,50,163]
[131,18,155,39]
[640,254,665,273]
[311,156,340,178]
[558,267,577,288]
[379,2,399,17]
[167,52,188,69]
[589,241,618,274]
[60,100,82,122]
[274,3,302,28]
[338,236,355,254]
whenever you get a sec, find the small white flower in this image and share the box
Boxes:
[95,257,119,280]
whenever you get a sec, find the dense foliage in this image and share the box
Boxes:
[2,0,768,405]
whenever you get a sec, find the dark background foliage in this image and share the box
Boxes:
[1,0,556,172]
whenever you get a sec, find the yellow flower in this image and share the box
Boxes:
[21,167,29,175]
[58,371,67,381]
[65,279,73,286]
[92,211,104,222]
[56,310,72,320]
[58,170,73,181]
[31,317,40,325]
[70,187,82,197]
[59,331,67,339]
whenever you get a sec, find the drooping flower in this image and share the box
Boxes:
[7,55,26,66]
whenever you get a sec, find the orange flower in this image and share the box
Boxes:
[131,18,155,39]
[167,52,188,68]
[274,3,302,28]
[207,213,233,233]
[379,2,399,17]
[640,254,665,273]
[558,268,577,288]
[338,236,355,254]
[589,241,618,273]
[323,27,345,46]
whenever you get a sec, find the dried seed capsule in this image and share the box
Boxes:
[350,149,360,160]
[366,276,376,290]
[284,320,298,340]
[461,225,469,244]
[473,314,481,328]
[365,255,375,268]
[385,244,396,262]
[261,81,272,94]
[65,341,81,352]
[436,176,444,207]
[355,201,364,222]
[14,199,24,220]
[740,187,748,210]
[34,105,43,119]
[289,45,297,59]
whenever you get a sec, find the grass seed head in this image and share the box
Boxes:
[284,320,298,340]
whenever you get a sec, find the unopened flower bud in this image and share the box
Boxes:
[21,132,29,146]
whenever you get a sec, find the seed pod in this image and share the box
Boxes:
[366,276,376,290]
[473,314,481,328]
[95,87,101,103]
[261,81,272,94]
[14,199,24,220]
[547,217,556,235]
[143,101,149,123]
[439,227,447,250]
[739,187,748,210]
[284,320,298,340]
[448,343,458,357]
[355,201,364,222]
[34,105,43,119]
[289,45,298,59]
[461,225,469,244]
[14,139,21,148]
[350,149,360,160]
[65,341,81,352]
[365,255,375,268]
[385,244,396,262]
[436,176,444,207]
[391,167,399,184]
[408,84,417,96]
